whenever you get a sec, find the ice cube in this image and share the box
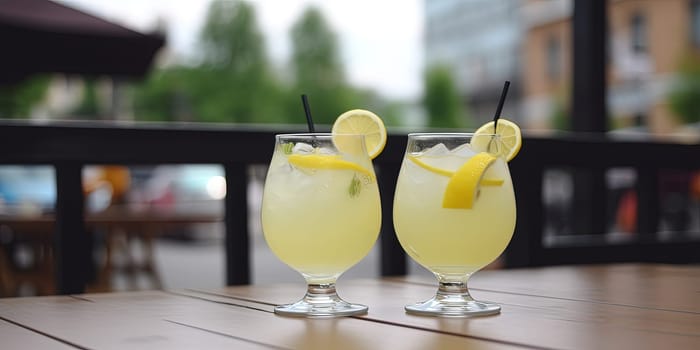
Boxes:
[422,143,450,156]
[292,142,315,154]
[451,143,478,158]
[317,147,335,155]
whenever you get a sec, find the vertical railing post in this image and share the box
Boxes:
[506,156,544,267]
[54,162,88,294]
[572,0,607,133]
[224,163,250,285]
[571,0,608,238]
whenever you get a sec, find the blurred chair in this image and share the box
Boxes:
[0,247,14,296]
[84,165,163,292]
[0,222,55,296]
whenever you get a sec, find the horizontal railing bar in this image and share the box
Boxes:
[530,241,700,266]
[1,123,697,168]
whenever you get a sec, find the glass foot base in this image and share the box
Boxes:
[274,300,368,317]
[273,283,367,318]
[405,298,501,317]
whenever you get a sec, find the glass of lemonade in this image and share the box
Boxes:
[393,132,516,316]
[261,133,381,317]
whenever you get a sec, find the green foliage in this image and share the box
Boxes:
[668,57,700,124]
[192,0,282,123]
[200,0,266,74]
[288,6,360,125]
[71,79,101,119]
[550,102,571,130]
[131,1,387,126]
[550,99,568,130]
[1,1,409,126]
[423,64,470,129]
[132,68,194,122]
[0,75,50,118]
[291,7,343,88]
[133,0,286,123]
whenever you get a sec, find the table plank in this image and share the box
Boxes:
[462,264,700,313]
[0,293,278,349]
[187,267,700,350]
[0,318,76,349]
[164,293,524,350]
[0,290,524,350]
[1,264,697,350]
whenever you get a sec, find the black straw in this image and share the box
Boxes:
[492,81,510,133]
[301,94,315,133]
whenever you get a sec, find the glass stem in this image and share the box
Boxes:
[303,283,341,305]
[436,277,475,302]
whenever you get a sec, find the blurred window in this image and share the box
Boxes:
[630,12,647,53]
[692,0,700,47]
[546,35,562,80]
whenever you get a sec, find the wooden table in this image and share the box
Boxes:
[0,264,697,349]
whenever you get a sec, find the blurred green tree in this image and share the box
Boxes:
[133,0,286,123]
[0,75,49,118]
[423,64,470,128]
[132,1,399,126]
[669,56,700,124]
[195,0,281,123]
[133,68,195,122]
[288,6,360,125]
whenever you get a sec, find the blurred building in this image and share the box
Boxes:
[424,0,524,124]
[426,0,700,134]
[519,0,572,130]
[521,0,700,133]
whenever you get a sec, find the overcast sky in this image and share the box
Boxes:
[57,0,424,100]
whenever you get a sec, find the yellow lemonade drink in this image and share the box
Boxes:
[262,111,387,317]
[393,139,516,277]
[262,137,381,284]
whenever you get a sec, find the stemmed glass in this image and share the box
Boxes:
[393,133,516,316]
[261,133,381,317]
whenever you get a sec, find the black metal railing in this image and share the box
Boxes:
[1,120,699,294]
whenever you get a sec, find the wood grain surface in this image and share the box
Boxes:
[1,264,698,350]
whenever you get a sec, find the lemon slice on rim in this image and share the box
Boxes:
[332,109,387,159]
[470,118,522,161]
[287,154,374,179]
[442,152,498,209]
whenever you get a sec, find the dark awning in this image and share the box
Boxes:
[0,0,165,85]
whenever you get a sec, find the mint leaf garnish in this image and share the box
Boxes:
[348,174,362,198]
